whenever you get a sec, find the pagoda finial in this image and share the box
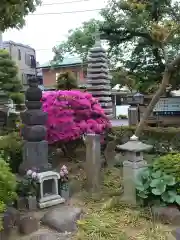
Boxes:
[93,29,101,47]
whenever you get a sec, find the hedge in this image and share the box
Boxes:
[110,126,180,154]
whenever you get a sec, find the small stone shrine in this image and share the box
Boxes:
[117,135,152,204]
[87,34,113,119]
[19,76,49,174]
[36,171,65,208]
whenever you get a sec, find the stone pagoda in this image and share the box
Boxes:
[87,35,113,119]
[19,77,49,174]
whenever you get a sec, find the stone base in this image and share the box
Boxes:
[122,160,148,205]
[38,196,65,209]
[19,140,50,175]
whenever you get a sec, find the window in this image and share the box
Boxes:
[25,54,36,68]
[18,49,21,60]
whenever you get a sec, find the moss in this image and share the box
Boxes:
[72,167,173,240]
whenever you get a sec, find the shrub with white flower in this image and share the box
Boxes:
[60,165,68,184]
[16,169,38,197]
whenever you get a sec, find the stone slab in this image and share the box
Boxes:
[21,110,47,125]
[152,206,180,225]
[41,206,83,233]
[38,197,65,209]
[19,140,49,175]
[172,228,180,239]
[19,215,39,235]
[28,229,71,240]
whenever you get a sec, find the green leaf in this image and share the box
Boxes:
[151,170,162,178]
[163,174,176,186]
[137,191,149,199]
[136,184,145,191]
[152,184,166,195]
[161,191,176,203]
[150,179,161,188]
[175,195,180,205]
[141,169,151,179]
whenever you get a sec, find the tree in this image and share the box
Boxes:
[0,50,24,103]
[0,0,40,31]
[100,0,180,93]
[56,71,78,90]
[100,0,180,136]
[53,19,102,62]
[0,158,17,229]
[111,67,136,92]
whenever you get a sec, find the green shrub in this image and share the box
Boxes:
[0,158,17,229]
[0,132,22,173]
[136,167,180,206]
[153,153,180,182]
[117,114,128,119]
[111,126,180,154]
[10,92,24,104]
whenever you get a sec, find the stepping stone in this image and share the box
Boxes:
[152,206,180,225]
[30,232,70,240]
[19,215,39,234]
[41,206,83,233]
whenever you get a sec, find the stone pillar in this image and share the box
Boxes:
[19,77,49,174]
[128,105,139,126]
[86,36,113,119]
[85,133,101,192]
[117,135,152,204]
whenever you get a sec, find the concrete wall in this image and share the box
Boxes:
[3,41,36,87]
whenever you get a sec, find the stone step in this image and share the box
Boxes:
[90,91,112,96]
[87,79,111,84]
[87,73,109,79]
[88,62,108,69]
[97,97,112,102]
[89,46,106,53]
[88,85,111,90]
[87,57,107,63]
[103,108,113,114]
[87,68,109,74]
[88,52,107,58]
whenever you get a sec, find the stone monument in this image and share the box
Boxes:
[117,135,152,204]
[86,34,113,119]
[19,77,49,174]
[84,133,101,192]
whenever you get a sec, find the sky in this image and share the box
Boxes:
[3,0,107,64]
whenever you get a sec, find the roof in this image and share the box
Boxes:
[40,56,83,69]
[117,135,152,152]
[3,41,35,51]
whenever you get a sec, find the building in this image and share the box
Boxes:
[3,41,36,88]
[36,62,43,85]
[40,56,87,88]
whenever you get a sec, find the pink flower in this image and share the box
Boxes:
[42,90,111,144]
[60,170,65,177]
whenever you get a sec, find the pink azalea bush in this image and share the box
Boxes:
[42,90,111,144]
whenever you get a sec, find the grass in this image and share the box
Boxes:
[68,166,174,240]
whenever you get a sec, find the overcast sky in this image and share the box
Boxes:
[3,0,106,64]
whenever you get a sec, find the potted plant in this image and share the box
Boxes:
[59,165,69,200]
[16,169,38,210]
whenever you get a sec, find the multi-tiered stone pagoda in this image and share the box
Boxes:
[87,36,113,119]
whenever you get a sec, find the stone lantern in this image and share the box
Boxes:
[133,92,144,105]
[117,135,152,204]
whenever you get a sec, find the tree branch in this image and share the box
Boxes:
[135,52,180,137]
